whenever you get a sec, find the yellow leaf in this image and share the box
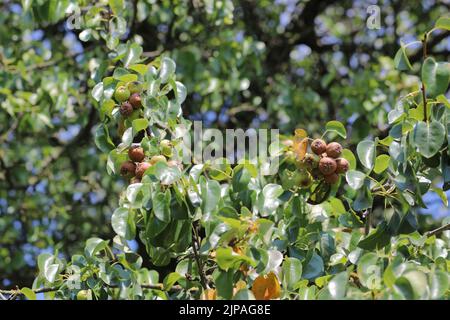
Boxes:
[201,288,217,300]
[293,137,308,160]
[251,272,281,300]
[294,128,307,139]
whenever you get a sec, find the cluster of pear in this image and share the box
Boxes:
[302,139,349,185]
[120,140,183,183]
[114,81,143,117]
[284,138,349,188]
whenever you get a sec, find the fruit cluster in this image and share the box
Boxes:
[119,143,182,183]
[283,136,349,189]
[114,82,183,183]
[302,139,349,185]
[114,81,143,117]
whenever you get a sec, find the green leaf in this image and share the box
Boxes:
[84,238,108,258]
[160,57,176,84]
[429,270,449,299]
[232,166,251,192]
[357,253,381,289]
[109,0,124,16]
[345,170,366,190]
[153,191,171,222]
[20,288,36,300]
[214,269,234,299]
[437,94,450,109]
[163,272,182,290]
[394,277,414,299]
[94,124,115,153]
[422,57,450,98]
[302,252,324,281]
[394,44,412,71]
[435,16,450,30]
[327,272,348,299]
[325,120,347,138]
[374,154,390,174]
[215,247,254,271]
[200,178,221,215]
[123,43,143,68]
[411,121,445,158]
[357,140,376,170]
[282,257,302,290]
[357,222,390,250]
[111,208,135,239]
[91,82,103,101]
[402,270,428,299]
[132,118,148,135]
[341,149,357,170]
[121,127,134,147]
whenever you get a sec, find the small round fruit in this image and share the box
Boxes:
[129,93,142,109]
[76,290,90,300]
[127,81,143,94]
[160,139,172,157]
[135,162,151,179]
[335,158,349,174]
[120,161,136,177]
[319,157,337,175]
[150,155,167,165]
[304,153,320,169]
[323,172,339,184]
[114,85,130,102]
[284,150,296,165]
[311,139,327,155]
[326,142,342,158]
[298,171,313,188]
[120,101,133,117]
[128,146,145,162]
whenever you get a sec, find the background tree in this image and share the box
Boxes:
[0,0,449,299]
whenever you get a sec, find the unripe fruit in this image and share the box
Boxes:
[160,139,172,157]
[120,161,136,177]
[129,93,142,109]
[114,85,130,102]
[323,172,340,184]
[304,153,320,169]
[319,157,337,175]
[120,101,133,117]
[127,81,143,94]
[335,158,349,174]
[326,142,342,158]
[135,162,151,179]
[284,150,296,165]
[311,139,327,155]
[150,155,167,165]
[128,146,145,162]
[76,290,90,300]
[298,171,313,188]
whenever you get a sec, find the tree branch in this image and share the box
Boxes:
[426,223,450,237]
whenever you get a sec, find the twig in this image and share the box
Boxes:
[425,223,450,237]
[421,33,428,122]
[191,223,208,290]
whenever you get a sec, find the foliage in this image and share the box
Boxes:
[0,1,449,300]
